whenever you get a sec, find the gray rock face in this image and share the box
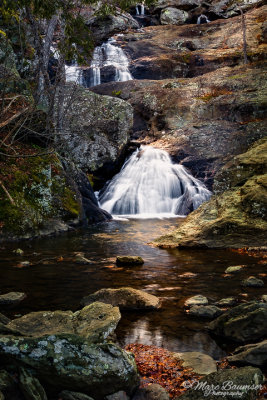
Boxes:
[81,288,160,310]
[184,295,208,307]
[187,305,223,319]
[242,276,264,287]
[227,340,267,368]
[57,85,133,172]
[7,302,121,342]
[160,7,189,25]
[0,292,26,307]
[132,384,170,400]
[0,334,140,399]
[172,352,217,375]
[177,367,263,400]
[208,302,267,343]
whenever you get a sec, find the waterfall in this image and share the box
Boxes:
[197,14,210,24]
[90,38,133,87]
[65,64,83,84]
[99,146,211,218]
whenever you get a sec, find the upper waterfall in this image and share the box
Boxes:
[89,38,133,87]
[99,146,211,218]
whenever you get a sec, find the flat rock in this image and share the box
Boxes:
[225,265,244,273]
[173,351,217,375]
[227,340,267,368]
[242,276,264,287]
[81,288,160,310]
[0,292,26,307]
[177,367,263,400]
[187,305,223,319]
[7,302,121,342]
[216,297,236,307]
[208,302,267,343]
[0,334,139,399]
[116,256,144,266]
[184,295,208,307]
[132,384,170,400]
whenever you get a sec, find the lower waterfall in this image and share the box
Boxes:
[99,146,211,217]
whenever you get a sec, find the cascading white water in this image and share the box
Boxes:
[90,38,133,86]
[197,14,210,24]
[136,3,145,15]
[99,146,211,218]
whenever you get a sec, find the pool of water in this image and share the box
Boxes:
[0,218,265,360]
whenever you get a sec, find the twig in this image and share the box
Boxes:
[0,180,16,205]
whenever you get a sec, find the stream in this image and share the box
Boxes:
[0,218,265,360]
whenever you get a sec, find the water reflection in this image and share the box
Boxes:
[0,218,265,360]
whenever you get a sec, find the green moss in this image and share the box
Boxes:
[61,187,80,219]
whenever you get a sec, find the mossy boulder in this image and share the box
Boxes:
[6,302,121,343]
[0,153,82,240]
[0,334,140,399]
[116,256,144,266]
[81,288,161,310]
[154,139,267,248]
[207,302,267,343]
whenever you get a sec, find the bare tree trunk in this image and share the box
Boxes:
[239,6,248,65]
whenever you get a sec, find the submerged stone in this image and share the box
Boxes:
[81,287,160,310]
[225,265,244,273]
[242,276,264,287]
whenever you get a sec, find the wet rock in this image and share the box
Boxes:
[207,302,267,343]
[81,288,160,310]
[0,292,26,307]
[261,295,267,302]
[242,276,264,288]
[216,297,236,307]
[227,340,267,368]
[74,253,92,265]
[7,302,121,342]
[59,391,95,400]
[0,314,10,325]
[184,295,208,307]
[0,335,140,399]
[132,384,170,400]
[225,265,244,273]
[172,351,217,375]
[160,8,189,25]
[116,256,144,266]
[187,305,223,319]
[19,367,47,400]
[177,366,263,400]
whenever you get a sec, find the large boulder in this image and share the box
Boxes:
[6,302,121,342]
[176,367,263,400]
[57,84,133,172]
[207,302,267,343]
[0,334,140,399]
[81,288,160,310]
[160,8,189,25]
[154,140,267,248]
[227,340,267,368]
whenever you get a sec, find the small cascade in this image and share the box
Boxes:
[65,63,83,84]
[99,146,211,217]
[89,38,133,87]
[136,3,145,16]
[197,14,210,24]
